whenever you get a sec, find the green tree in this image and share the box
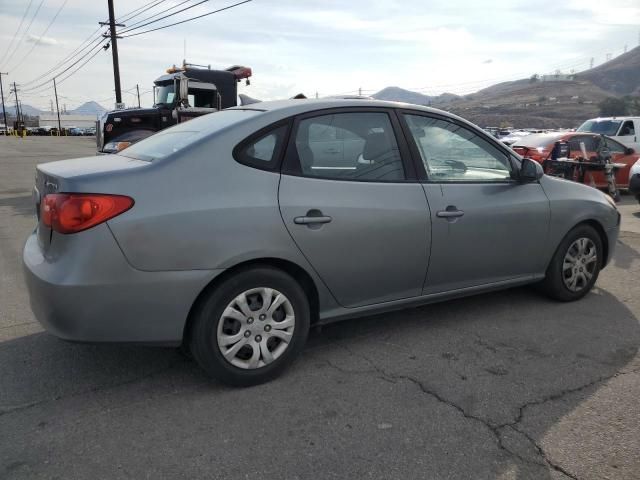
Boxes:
[598,97,629,116]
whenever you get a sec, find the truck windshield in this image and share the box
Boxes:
[577,120,622,136]
[155,84,175,106]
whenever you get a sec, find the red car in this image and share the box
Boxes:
[511,132,638,189]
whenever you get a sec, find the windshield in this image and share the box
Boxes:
[155,84,175,106]
[118,109,263,161]
[577,120,622,136]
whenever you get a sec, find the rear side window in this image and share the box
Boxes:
[234,125,288,170]
[291,112,405,182]
[568,135,600,154]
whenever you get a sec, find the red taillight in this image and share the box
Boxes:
[41,193,134,234]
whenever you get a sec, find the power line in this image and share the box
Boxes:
[20,33,105,86]
[118,0,213,35]
[7,0,71,74]
[0,0,34,67]
[118,0,168,23]
[18,0,166,87]
[124,0,193,30]
[120,0,254,38]
[2,0,45,70]
[20,41,107,94]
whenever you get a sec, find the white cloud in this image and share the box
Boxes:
[2,0,638,110]
[26,34,59,46]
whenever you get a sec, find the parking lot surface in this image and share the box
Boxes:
[1,136,639,480]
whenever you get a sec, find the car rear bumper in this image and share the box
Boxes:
[23,227,220,345]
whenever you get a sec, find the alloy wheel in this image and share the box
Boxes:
[562,237,598,292]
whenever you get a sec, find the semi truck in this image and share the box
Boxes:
[97,62,252,153]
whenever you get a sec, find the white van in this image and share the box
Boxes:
[577,117,640,152]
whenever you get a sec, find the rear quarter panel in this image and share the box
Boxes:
[104,113,340,312]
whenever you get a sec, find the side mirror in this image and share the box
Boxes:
[625,147,635,155]
[519,157,543,182]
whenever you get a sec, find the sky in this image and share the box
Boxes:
[0,0,639,111]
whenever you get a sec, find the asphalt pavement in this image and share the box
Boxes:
[1,136,639,480]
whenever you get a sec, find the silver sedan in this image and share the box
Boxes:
[23,99,620,386]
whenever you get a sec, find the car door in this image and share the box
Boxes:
[614,119,640,152]
[400,112,550,294]
[279,109,430,308]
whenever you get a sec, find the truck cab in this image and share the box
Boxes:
[577,117,640,153]
[98,63,251,154]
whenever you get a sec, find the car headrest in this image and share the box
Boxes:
[363,132,391,160]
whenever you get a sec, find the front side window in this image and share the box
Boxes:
[294,112,405,181]
[403,114,512,182]
[620,121,635,136]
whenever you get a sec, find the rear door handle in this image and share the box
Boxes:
[436,206,464,221]
[294,215,332,225]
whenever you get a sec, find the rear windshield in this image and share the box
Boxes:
[577,120,621,136]
[118,109,262,161]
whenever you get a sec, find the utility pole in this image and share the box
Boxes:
[0,72,8,134]
[53,77,62,134]
[358,87,362,96]
[12,82,21,124]
[100,0,124,108]
[590,57,594,69]
[136,83,141,107]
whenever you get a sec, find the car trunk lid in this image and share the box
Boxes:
[34,154,149,250]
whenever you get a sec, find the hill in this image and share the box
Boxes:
[3,104,42,117]
[369,46,640,128]
[372,86,459,105]
[68,101,107,116]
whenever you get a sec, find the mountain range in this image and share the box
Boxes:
[4,46,639,128]
[2,101,107,118]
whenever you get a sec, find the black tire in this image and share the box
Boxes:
[540,224,602,302]
[189,266,310,387]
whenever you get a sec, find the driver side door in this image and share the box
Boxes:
[400,112,551,294]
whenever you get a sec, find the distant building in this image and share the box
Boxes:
[39,114,98,128]
[541,74,575,82]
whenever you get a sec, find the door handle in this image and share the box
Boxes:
[323,149,340,154]
[294,215,332,225]
[436,206,464,220]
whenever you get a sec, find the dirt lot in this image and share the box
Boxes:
[1,136,639,479]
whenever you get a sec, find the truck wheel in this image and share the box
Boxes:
[189,267,310,386]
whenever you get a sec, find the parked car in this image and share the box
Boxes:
[23,99,620,386]
[83,127,96,136]
[511,132,638,188]
[628,159,640,203]
[577,117,640,152]
[68,127,84,136]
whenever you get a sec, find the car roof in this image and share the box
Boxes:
[229,97,466,122]
[585,116,640,121]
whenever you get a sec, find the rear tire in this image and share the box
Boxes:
[189,267,310,387]
[540,224,602,302]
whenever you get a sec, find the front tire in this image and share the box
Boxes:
[189,267,310,387]
[540,225,602,302]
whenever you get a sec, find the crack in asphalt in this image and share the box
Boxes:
[326,342,640,480]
